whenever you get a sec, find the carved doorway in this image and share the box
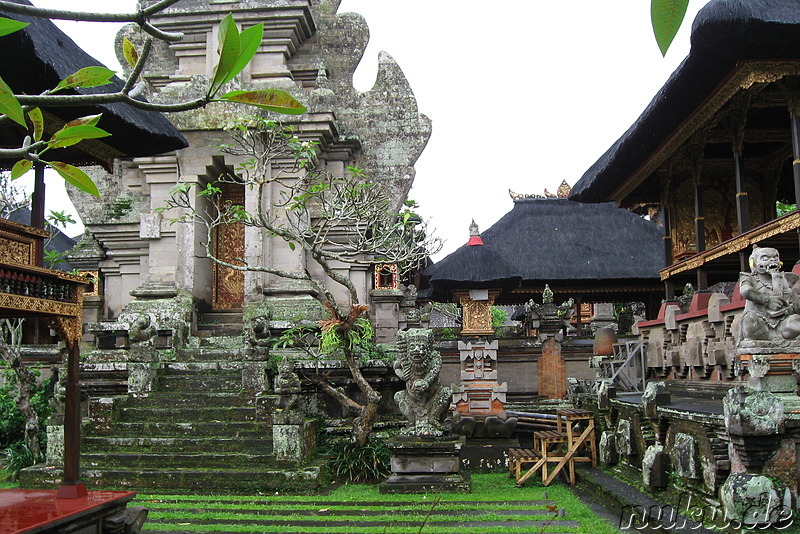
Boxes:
[212,182,245,309]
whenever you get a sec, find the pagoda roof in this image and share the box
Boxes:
[423,198,664,301]
[0,0,188,169]
[569,0,800,203]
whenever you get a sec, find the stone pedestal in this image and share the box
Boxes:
[538,338,566,399]
[273,416,316,463]
[590,302,618,334]
[380,436,470,493]
[738,353,800,412]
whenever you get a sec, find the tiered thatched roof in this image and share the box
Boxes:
[424,198,664,303]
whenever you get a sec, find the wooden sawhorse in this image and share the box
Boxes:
[514,409,597,487]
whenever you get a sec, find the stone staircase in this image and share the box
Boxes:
[21,333,325,493]
[196,309,244,338]
[79,350,324,492]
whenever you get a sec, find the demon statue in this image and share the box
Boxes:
[739,246,800,351]
[394,328,452,436]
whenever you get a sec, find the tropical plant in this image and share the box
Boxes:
[322,437,391,484]
[491,306,508,329]
[1,442,45,481]
[776,201,797,217]
[0,3,306,196]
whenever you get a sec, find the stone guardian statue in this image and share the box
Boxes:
[393,328,452,436]
[739,246,800,349]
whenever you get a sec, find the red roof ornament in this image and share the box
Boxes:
[467,219,484,246]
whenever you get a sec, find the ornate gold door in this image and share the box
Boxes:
[212,183,245,309]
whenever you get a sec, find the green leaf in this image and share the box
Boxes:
[224,22,263,86]
[288,241,296,251]
[47,161,100,197]
[54,66,115,92]
[48,124,111,149]
[651,0,689,56]
[210,13,240,94]
[122,37,139,68]
[64,114,103,128]
[28,107,43,142]
[10,159,32,180]
[218,89,306,115]
[0,75,26,127]
[0,17,28,37]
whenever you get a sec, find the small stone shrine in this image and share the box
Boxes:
[525,285,574,399]
[381,329,470,493]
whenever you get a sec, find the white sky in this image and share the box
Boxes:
[28,0,711,259]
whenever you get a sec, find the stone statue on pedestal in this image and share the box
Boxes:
[393,328,452,436]
[739,246,800,351]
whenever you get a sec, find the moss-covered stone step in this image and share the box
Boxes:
[21,464,325,493]
[97,421,267,437]
[82,436,271,454]
[116,405,257,423]
[156,374,243,392]
[174,348,246,361]
[138,392,256,409]
[82,452,276,469]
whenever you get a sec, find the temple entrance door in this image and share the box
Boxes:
[212,182,245,309]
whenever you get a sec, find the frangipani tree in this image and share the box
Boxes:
[162,117,441,445]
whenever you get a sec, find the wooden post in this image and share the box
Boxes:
[791,107,800,252]
[694,179,708,290]
[30,163,46,266]
[57,339,86,499]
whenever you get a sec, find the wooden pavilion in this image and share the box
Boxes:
[569,0,800,294]
[0,0,186,505]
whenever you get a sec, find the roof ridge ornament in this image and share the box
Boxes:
[467,219,484,246]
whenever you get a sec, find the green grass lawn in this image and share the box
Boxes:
[132,473,619,533]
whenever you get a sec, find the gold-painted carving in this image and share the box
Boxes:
[457,292,497,335]
[0,236,33,265]
[212,183,245,309]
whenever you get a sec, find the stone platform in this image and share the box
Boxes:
[380,436,471,493]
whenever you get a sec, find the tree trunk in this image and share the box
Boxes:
[343,347,381,446]
[0,336,40,457]
[352,400,379,447]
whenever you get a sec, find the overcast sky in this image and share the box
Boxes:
[29,0,712,259]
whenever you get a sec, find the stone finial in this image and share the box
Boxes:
[542,284,554,304]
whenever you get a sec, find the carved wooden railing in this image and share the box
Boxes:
[0,263,86,346]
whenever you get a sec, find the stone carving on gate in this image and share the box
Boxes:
[451,340,507,415]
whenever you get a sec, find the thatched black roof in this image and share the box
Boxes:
[569,0,800,203]
[0,0,187,168]
[424,198,664,301]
